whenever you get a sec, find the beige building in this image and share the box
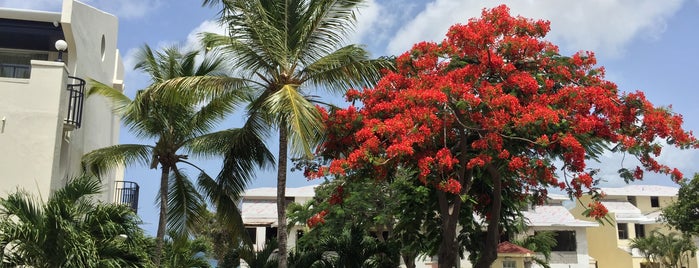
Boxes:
[0,0,138,209]
[571,185,699,268]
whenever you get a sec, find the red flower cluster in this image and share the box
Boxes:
[312,4,696,220]
[307,210,328,228]
[438,178,462,194]
[587,201,608,220]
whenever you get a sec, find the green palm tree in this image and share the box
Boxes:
[0,174,151,267]
[197,1,394,265]
[161,232,212,268]
[630,230,697,268]
[82,45,274,266]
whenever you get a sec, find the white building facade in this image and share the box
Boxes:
[0,0,137,208]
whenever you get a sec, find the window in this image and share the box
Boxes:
[627,196,637,206]
[502,260,516,268]
[0,50,48,78]
[618,223,629,239]
[550,231,577,251]
[650,196,660,208]
[265,226,278,241]
[635,224,646,238]
[246,227,257,244]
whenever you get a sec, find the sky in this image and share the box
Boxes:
[3,0,699,235]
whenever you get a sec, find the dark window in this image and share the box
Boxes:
[285,197,295,207]
[0,50,48,78]
[550,231,576,251]
[618,223,629,239]
[627,196,637,206]
[650,196,660,208]
[635,224,646,238]
[246,228,257,244]
[265,226,278,241]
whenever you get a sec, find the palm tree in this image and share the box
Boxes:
[198,1,393,265]
[82,45,274,266]
[161,232,212,268]
[513,231,557,268]
[0,174,151,267]
[630,230,697,268]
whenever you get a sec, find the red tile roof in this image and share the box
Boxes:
[497,241,534,255]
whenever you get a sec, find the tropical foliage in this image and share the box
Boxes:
[308,5,697,268]
[198,0,394,266]
[161,232,212,268]
[630,231,697,268]
[663,173,699,236]
[0,175,151,267]
[82,45,274,266]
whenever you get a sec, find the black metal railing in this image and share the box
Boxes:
[64,76,85,129]
[115,181,139,213]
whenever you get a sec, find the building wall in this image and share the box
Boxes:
[572,194,699,268]
[0,61,68,200]
[0,0,123,202]
[58,0,123,202]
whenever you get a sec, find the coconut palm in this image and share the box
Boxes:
[196,1,393,265]
[0,174,151,267]
[82,45,274,266]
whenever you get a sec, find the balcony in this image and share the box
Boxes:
[64,76,84,130]
[114,181,139,213]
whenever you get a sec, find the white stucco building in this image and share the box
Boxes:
[0,0,138,209]
[240,186,598,268]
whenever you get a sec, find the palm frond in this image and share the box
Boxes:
[294,0,364,64]
[300,45,392,93]
[264,84,324,157]
[82,144,154,177]
[166,168,206,236]
[87,79,133,114]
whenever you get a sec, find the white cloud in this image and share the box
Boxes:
[184,20,227,51]
[386,0,686,57]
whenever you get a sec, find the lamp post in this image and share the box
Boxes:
[55,40,67,62]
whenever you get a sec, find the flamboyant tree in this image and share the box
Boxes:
[308,5,697,268]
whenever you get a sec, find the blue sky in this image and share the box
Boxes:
[3,0,699,235]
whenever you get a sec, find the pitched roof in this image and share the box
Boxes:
[601,185,678,197]
[497,241,534,255]
[602,201,662,223]
[523,205,598,227]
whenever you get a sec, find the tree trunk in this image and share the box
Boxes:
[277,127,289,268]
[154,165,170,267]
[402,252,417,268]
[473,165,503,268]
[437,190,461,268]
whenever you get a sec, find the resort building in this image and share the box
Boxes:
[0,0,138,209]
[571,185,699,268]
[240,186,598,268]
[240,185,316,251]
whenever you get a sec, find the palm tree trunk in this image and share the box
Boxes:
[154,165,170,267]
[277,126,289,268]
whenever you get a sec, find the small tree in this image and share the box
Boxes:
[663,174,699,236]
